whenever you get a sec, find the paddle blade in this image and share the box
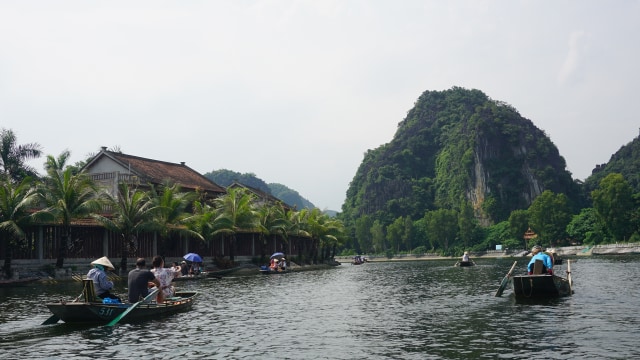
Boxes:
[105,288,159,327]
[495,261,517,297]
[42,315,60,325]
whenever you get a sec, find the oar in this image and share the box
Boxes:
[41,291,85,325]
[105,288,159,327]
[494,261,517,297]
[567,259,573,295]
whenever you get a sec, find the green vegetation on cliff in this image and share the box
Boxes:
[339,87,585,254]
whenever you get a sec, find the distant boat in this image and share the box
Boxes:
[455,261,475,267]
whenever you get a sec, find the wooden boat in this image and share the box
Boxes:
[44,280,197,324]
[259,266,288,274]
[511,259,573,298]
[455,261,475,267]
[352,255,367,265]
[172,273,210,281]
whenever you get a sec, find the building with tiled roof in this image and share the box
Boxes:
[83,146,226,199]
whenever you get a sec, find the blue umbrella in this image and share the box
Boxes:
[270,252,285,260]
[183,253,202,262]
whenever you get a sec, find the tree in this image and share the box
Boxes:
[528,190,571,247]
[354,215,373,253]
[0,128,42,182]
[458,202,476,249]
[212,187,259,262]
[424,209,458,251]
[508,209,529,249]
[370,220,386,254]
[149,182,201,257]
[255,202,290,259]
[566,207,604,245]
[592,173,634,242]
[386,217,404,253]
[39,167,102,268]
[0,176,47,278]
[92,182,159,274]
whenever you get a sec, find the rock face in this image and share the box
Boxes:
[342,87,581,226]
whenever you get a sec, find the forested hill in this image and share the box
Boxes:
[584,134,640,193]
[203,169,316,210]
[341,87,582,229]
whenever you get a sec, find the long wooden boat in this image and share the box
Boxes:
[511,259,573,298]
[259,266,288,274]
[45,291,197,324]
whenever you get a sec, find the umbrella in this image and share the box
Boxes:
[270,252,285,260]
[183,253,202,263]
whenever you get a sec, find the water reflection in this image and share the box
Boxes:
[1,256,640,359]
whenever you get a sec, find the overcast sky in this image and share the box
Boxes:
[2,1,638,211]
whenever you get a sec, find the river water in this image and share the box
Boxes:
[1,255,639,359]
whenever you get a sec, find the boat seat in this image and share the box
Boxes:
[532,259,545,275]
[82,279,99,302]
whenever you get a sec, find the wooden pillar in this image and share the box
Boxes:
[103,229,109,257]
[37,225,44,260]
[153,232,157,256]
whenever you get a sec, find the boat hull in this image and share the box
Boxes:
[457,261,474,267]
[45,291,197,324]
[259,269,288,274]
[512,275,571,298]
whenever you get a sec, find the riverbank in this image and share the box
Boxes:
[336,242,640,263]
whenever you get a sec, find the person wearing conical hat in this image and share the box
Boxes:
[87,256,120,301]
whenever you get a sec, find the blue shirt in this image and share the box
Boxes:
[527,252,553,273]
[87,268,114,296]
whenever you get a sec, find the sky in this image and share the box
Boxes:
[1,1,639,211]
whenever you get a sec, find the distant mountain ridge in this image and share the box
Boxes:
[203,169,316,210]
[341,87,583,227]
[584,133,640,193]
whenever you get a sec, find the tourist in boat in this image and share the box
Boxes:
[87,256,120,301]
[180,261,190,276]
[170,262,182,277]
[279,257,287,272]
[128,258,161,303]
[527,245,553,275]
[461,252,470,262]
[151,256,180,302]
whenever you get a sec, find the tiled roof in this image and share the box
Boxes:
[103,150,226,195]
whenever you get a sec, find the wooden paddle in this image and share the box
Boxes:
[567,259,572,295]
[494,261,517,297]
[105,288,159,327]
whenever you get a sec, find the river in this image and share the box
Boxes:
[1,255,639,359]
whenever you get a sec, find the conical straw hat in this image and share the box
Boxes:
[91,256,115,270]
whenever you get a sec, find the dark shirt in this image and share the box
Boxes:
[128,268,156,303]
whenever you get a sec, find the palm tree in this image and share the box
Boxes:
[39,167,102,268]
[0,176,49,278]
[92,182,159,274]
[44,150,71,175]
[149,182,201,257]
[298,208,345,264]
[212,187,259,262]
[0,128,42,182]
[186,200,218,257]
[256,202,290,259]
